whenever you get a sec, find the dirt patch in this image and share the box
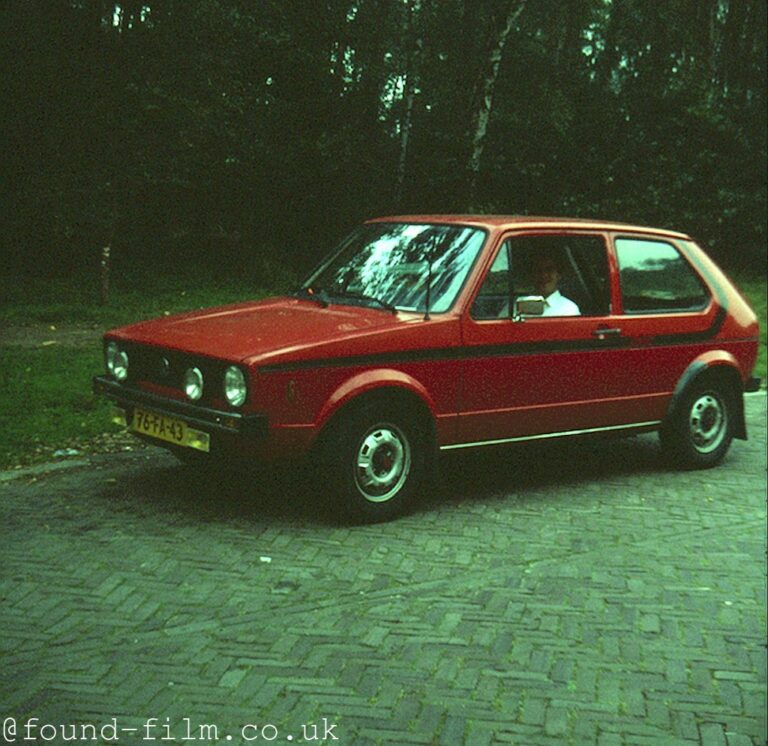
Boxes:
[3,429,150,472]
[0,322,103,348]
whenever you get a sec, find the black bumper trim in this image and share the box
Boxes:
[92,376,268,437]
[745,376,762,393]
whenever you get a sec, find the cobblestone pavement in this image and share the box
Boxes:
[1,395,765,746]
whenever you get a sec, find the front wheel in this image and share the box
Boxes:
[322,406,427,522]
[660,380,735,468]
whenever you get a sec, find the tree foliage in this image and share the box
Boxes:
[2,0,765,278]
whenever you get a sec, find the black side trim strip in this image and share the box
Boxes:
[259,348,457,373]
[650,306,727,345]
[93,376,268,437]
[260,337,627,373]
[259,310,728,374]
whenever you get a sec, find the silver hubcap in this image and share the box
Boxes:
[688,393,726,454]
[354,424,411,503]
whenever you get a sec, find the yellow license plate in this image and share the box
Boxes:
[131,408,210,452]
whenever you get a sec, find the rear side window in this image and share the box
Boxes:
[615,238,709,313]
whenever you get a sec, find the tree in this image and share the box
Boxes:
[466,0,527,208]
[0,0,764,277]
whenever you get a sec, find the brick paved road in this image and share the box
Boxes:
[1,396,765,746]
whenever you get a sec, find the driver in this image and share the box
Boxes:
[532,254,580,316]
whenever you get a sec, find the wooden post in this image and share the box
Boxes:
[100,244,111,305]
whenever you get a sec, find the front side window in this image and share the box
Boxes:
[471,234,611,319]
[303,223,486,313]
[615,238,709,313]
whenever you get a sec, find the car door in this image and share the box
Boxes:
[456,230,636,445]
[601,233,718,419]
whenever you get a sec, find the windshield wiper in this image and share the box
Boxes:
[290,286,330,308]
[329,290,398,314]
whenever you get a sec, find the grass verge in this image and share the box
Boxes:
[0,347,114,467]
[0,268,293,468]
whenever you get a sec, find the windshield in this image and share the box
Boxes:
[302,223,487,313]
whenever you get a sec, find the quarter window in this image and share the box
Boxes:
[615,238,709,313]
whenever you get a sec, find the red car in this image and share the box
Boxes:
[94,216,760,521]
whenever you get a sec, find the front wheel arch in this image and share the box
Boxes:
[316,385,437,467]
[313,388,438,522]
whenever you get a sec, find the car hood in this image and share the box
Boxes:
[109,296,417,363]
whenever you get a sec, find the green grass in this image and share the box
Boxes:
[0,268,293,328]
[0,269,764,470]
[0,346,112,467]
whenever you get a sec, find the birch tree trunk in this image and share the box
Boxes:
[395,0,422,204]
[466,0,527,208]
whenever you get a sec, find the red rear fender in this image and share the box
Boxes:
[667,352,747,439]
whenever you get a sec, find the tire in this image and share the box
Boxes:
[660,379,735,468]
[322,404,428,523]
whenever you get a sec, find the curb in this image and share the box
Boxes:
[0,458,92,483]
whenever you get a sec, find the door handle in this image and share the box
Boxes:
[592,327,622,339]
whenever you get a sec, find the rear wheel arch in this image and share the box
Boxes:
[661,358,745,468]
[666,357,746,441]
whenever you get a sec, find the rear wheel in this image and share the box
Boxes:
[322,404,428,522]
[660,379,735,468]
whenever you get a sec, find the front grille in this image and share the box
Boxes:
[122,343,229,406]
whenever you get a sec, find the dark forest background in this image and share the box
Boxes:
[2,0,766,283]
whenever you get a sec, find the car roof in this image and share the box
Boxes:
[367,215,691,240]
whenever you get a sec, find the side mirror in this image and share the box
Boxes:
[513,295,545,320]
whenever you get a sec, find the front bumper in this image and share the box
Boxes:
[92,376,269,437]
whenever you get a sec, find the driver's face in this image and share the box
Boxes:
[534,259,559,297]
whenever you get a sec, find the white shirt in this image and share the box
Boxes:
[542,289,580,317]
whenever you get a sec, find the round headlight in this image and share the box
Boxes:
[106,342,129,382]
[224,366,247,407]
[183,367,204,401]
